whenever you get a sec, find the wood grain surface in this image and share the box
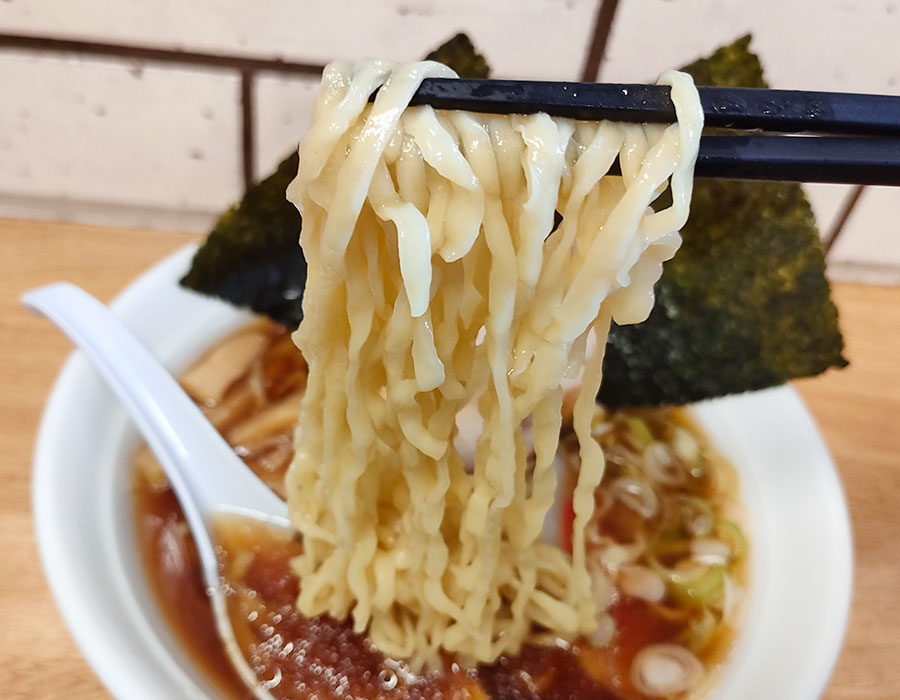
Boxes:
[2,217,898,700]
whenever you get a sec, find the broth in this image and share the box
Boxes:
[133,322,746,700]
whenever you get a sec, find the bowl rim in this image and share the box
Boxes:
[32,244,853,700]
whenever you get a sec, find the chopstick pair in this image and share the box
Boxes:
[400,80,900,186]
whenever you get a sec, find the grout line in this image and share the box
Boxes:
[240,71,255,190]
[823,184,865,255]
[579,0,622,82]
[0,192,219,233]
[0,33,325,75]
[827,260,900,286]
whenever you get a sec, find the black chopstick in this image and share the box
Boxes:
[694,135,900,185]
[387,79,900,185]
[596,136,900,185]
[410,80,900,136]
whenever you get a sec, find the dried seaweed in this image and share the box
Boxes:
[599,35,846,406]
[181,35,846,407]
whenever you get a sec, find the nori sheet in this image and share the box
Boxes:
[181,34,846,407]
[598,36,846,406]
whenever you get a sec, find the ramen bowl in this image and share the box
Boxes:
[32,245,852,700]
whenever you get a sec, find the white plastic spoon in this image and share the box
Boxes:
[23,282,289,700]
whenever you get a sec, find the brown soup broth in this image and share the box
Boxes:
[132,322,746,700]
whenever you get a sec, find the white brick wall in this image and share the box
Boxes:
[830,186,900,284]
[0,0,898,279]
[253,72,319,181]
[0,51,242,230]
[0,0,600,231]
[0,0,597,79]
[596,0,900,279]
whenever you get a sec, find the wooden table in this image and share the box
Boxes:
[2,218,898,700]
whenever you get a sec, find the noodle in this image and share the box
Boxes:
[285,59,702,669]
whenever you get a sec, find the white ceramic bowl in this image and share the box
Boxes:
[33,245,852,700]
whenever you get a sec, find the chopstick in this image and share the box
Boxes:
[691,135,900,185]
[410,80,900,136]
[395,79,900,185]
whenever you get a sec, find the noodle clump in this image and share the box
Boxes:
[285,59,702,669]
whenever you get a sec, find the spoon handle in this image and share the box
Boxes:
[24,283,287,700]
[22,283,291,530]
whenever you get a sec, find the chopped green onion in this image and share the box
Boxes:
[666,565,725,607]
[624,416,655,448]
[644,441,686,487]
[609,477,659,519]
[680,495,715,537]
[716,519,747,559]
[685,607,718,654]
[671,426,701,465]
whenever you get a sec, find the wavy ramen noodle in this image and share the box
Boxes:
[285,60,703,669]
